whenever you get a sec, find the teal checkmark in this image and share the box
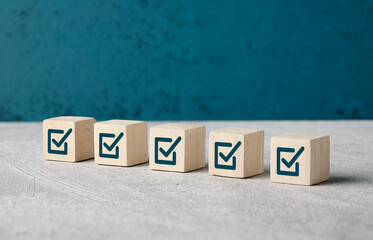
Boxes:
[218,141,242,162]
[281,146,305,168]
[103,132,124,151]
[159,136,182,157]
[214,141,241,170]
[51,128,73,147]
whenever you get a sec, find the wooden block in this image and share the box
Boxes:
[208,127,264,178]
[43,116,95,162]
[270,132,330,186]
[94,120,148,167]
[149,123,205,172]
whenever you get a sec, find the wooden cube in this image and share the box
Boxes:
[94,120,148,167]
[149,123,205,172]
[209,127,264,178]
[270,133,330,185]
[43,116,95,162]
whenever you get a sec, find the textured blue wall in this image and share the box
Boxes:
[0,0,372,121]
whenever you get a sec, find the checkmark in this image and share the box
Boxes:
[154,136,182,165]
[103,132,124,151]
[51,128,73,147]
[281,146,305,168]
[99,132,124,159]
[159,136,182,157]
[215,141,242,170]
[277,146,305,177]
[48,128,73,155]
[218,141,242,162]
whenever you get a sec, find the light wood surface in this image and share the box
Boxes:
[149,123,205,172]
[270,132,330,185]
[94,120,148,167]
[209,127,264,178]
[43,116,95,162]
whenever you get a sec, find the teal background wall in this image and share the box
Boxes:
[0,0,372,121]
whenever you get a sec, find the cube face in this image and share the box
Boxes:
[209,128,264,178]
[43,116,95,162]
[94,120,148,167]
[270,133,330,186]
[149,123,205,172]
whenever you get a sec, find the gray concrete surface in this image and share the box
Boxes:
[0,121,372,240]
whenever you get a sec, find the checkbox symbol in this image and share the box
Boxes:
[99,132,124,159]
[48,128,73,155]
[277,146,305,176]
[155,136,182,165]
[215,141,242,170]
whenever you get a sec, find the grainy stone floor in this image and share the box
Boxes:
[0,121,372,240]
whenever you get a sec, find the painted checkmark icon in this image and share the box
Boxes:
[48,128,73,155]
[159,136,182,157]
[103,132,124,151]
[155,136,182,165]
[281,146,305,168]
[99,132,124,159]
[51,128,73,148]
[277,146,305,176]
[215,141,242,170]
[218,141,242,162]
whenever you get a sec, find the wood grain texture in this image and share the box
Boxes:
[149,123,205,172]
[270,132,330,185]
[43,116,95,162]
[94,120,148,167]
[208,127,264,178]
